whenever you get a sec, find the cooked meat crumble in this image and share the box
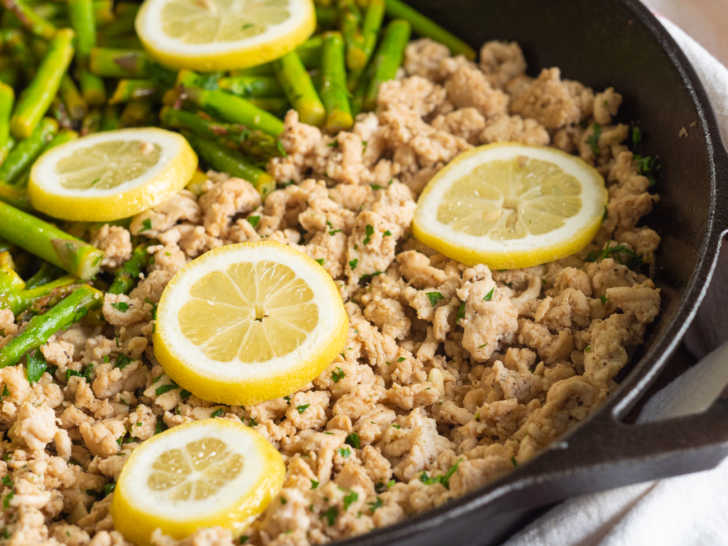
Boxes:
[0,39,660,545]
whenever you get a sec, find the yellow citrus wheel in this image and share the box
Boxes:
[135,0,315,71]
[111,418,285,545]
[153,241,348,405]
[412,143,608,269]
[28,128,198,222]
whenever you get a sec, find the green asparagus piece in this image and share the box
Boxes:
[89,48,155,78]
[0,29,33,81]
[177,71,284,136]
[315,5,338,28]
[0,84,13,165]
[93,0,114,24]
[109,79,160,104]
[363,19,410,111]
[81,108,102,134]
[2,275,77,315]
[0,0,56,39]
[217,76,284,98]
[384,0,474,59]
[185,133,276,197]
[0,118,57,185]
[98,2,138,37]
[108,243,149,294]
[0,285,102,367]
[100,104,121,130]
[0,251,25,293]
[0,182,29,209]
[97,34,143,50]
[0,201,104,279]
[25,262,64,289]
[59,75,88,121]
[273,51,326,126]
[348,0,384,87]
[0,136,14,167]
[69,0,107,104]
[247,97,289,116]
[321,32,353,131]
[10,28,75,139]
[340,9,363,70]
[231,37,324,78]
[160,107,282,160]
[120,101,154,127]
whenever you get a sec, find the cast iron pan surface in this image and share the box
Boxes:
[334,0,728,544]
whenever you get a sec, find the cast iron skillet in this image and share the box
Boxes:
[335,0,728,544]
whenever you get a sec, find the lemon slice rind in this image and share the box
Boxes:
[112,418,284,545]
[135,0,315,71]
[153,241,348,405]
[28,128,197,222]
[413,143,607,269]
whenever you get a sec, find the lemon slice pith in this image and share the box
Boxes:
[154,241,348,405]
[111,418,285,545]
[135,0,315,71]
[28,128,198,222]
[412,143,608,269]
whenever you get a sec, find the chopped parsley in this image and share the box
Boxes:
[483,288,494,301]
[348,258,358,270]
[339,447,351,458]
[280,497,287,505]
[370,183,384,190]
[631,126,642,148]
[241,22,254,30]
[331,367,345,382]
[600,294,608,304]
[3,491,13,508]
[587,123,602,156]
[180,389,191,400]
[296,404,310,414]
[247,215,260,228]
[383,229,392,237]
[155,416,167,434]
[418,459,461,489]
[211,408,224,418]
[345,432,360,449]
[1,476,11,487]
[456,302,466,321]
[111,301,129,312]
[239,536,249,544]
[327,139,339,148]
[247,417,258,427]
[584,345,592,353]
[397,357,405,362]
[315,258,325,265]
[140,218,152,232]
[358,271,382,285]
[311,479,319,489]
[426,291,444,306]
[391,423,401,429]
[322,505,339,525]
[103,482,116,496]
[586,244,643,269]
[511,456,518,468]
[25,350,47,384]
[155,383,178,396]
[368,496,383,513]
[343,490,358,510]
[363,224,374,245]
[113,354,132,369]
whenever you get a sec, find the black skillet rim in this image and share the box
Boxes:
[331,0,727,544]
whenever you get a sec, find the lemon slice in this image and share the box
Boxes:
[153,241,348,405]
[28,128,197,222]
[111,418,284,545]
[412,143,608,269]
[135,0,315,71]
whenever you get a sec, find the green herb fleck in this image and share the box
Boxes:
[349,258,358,270]
[483,288,494,301]
[115,354,132,369]
[331,367,345,382]
[368,496,383,513]
[343,490,358,510]
[363,224,374,245]
[155,383,178,396]
[311,479,319,489]
[456,302,466,321]
[339,447,351,458]
[600,294,608,304]
[111,301,129,312]
[316,258,325,265]
[345,432,360,449]
[1,476,11,487]
[587,123,602,156]
[383,230,392,237]
[247,215,260,228]
[426,291,443,306]
[322,505,339,525]
[280,497,287,505]
[211,408,224,418]
[296,404,310,414]
[584,345,592,353]
[140,218,152,232]
[511,456,518,468]
[3,491,13,508]
[25,350,47,384]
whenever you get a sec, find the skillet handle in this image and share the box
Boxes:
[479,343,728,517]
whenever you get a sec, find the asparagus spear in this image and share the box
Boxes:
[185,134,276,197]
[93,0,114,24]
[348,0,385,88]
[0,84,13,164]
[0,285,102,367]
[273,51,326,126]
[108,243,149,294]
[0,137,15,167]
[69,0,107,105]
[10,28,75,139]
[109,79,160,104]
[89,48,157,78]
[25,262,64,289]
[0,29,33,80]
[384,0,475,59]
[59,75,88,121]
[362,19,410,111]
[100,104,121,130]
[98,1,138,37]
[119,101,154,127]
[0,201,104,279]
[231,36,325,78]
[217,76,284,98]
[0,0,56,39]
[321,32,353,131]
[0,117,58,185]
[247,97,289,117]
[315,5,338,29]
[177,71,284,136]
[0,252,25,293]
[160,107,281,160]
[2,275,77,315]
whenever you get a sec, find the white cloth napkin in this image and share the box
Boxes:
[503,14,728,546]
